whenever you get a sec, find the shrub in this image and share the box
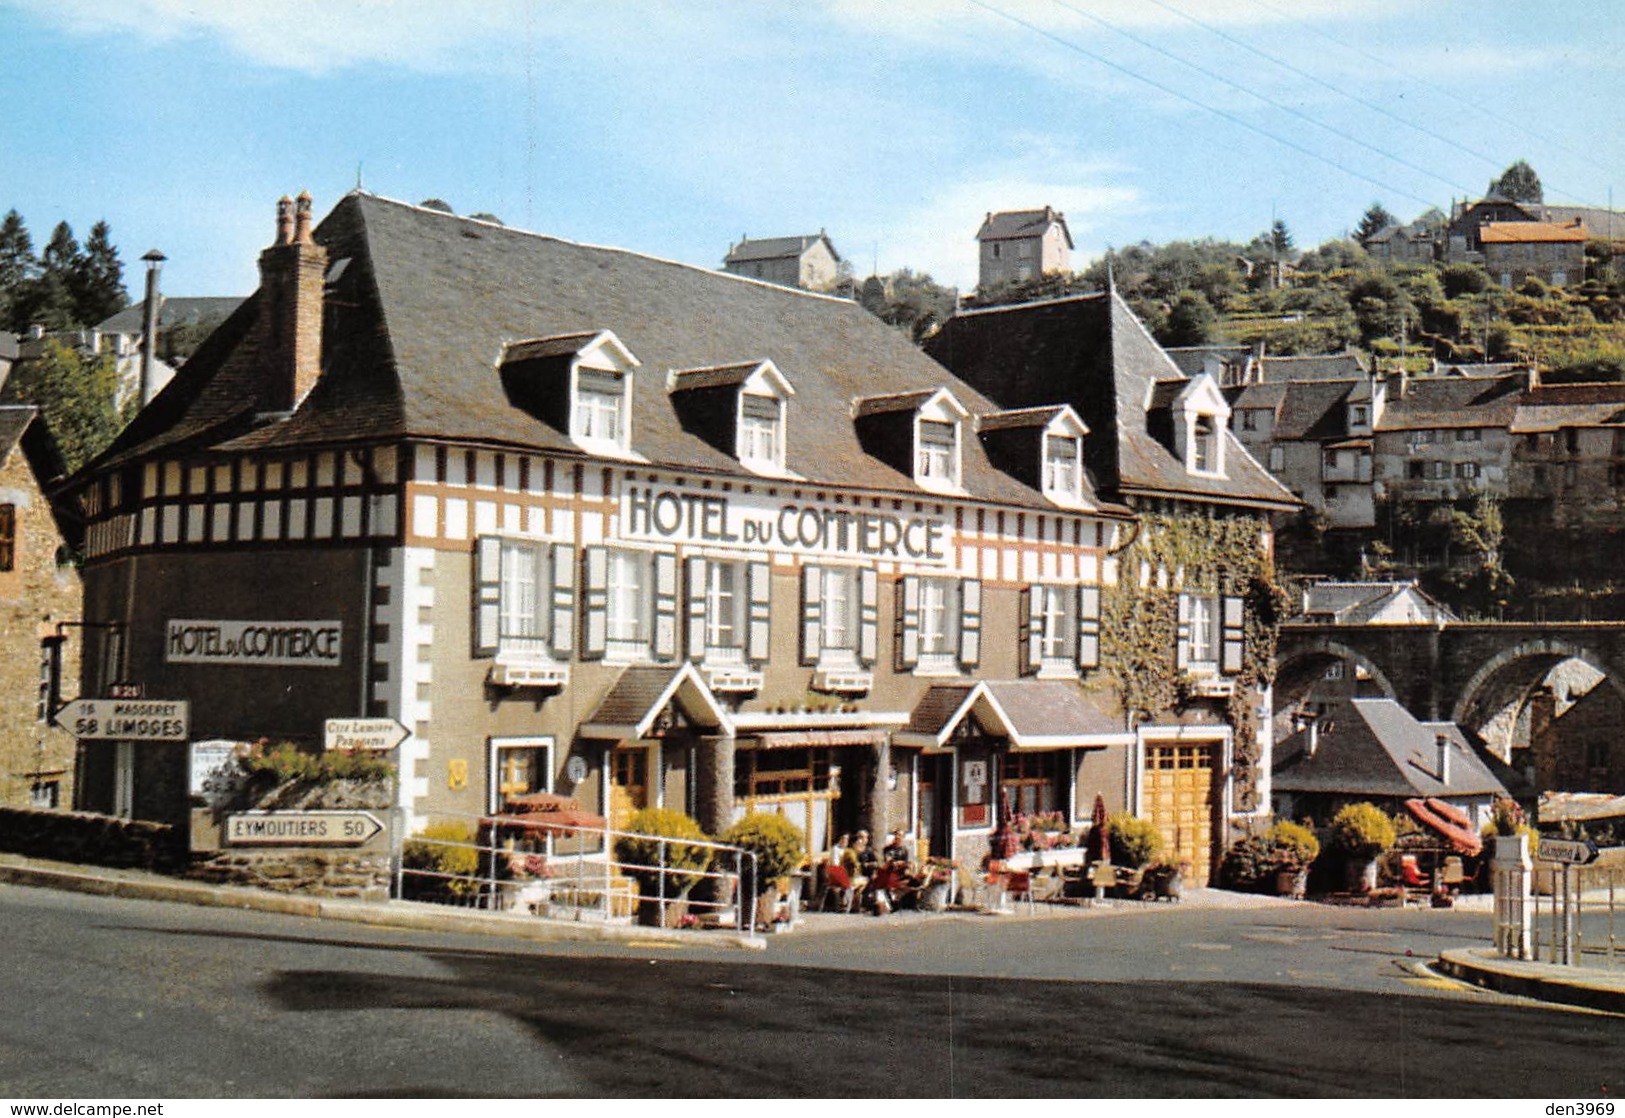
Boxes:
[1219,834,1277,891]
[1330,803,1397,859]
[243,741,394,784]
[1268,820,1320,870]
[1106,812,1164,869]
[614,807,712,898]
[719,812,804,889]
[402,822,480,899]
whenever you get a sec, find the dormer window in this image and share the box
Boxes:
[852,386,968,494]
[576,368,625,443]
[739,394,783,467]
[917,419,957,482]
[1169,374,1230,478]
[1045,434,1080,498]
[667,358,794,477]
[977,404,1089,508]
[499,329,640,459]
[1192,416,1217,473]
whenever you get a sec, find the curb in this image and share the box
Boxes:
[0,857,763,951]
[1437,948,1625,1014]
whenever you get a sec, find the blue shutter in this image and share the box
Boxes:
[859,567,879,666]
[896,576,920,671]
[1076,585,1101,671]
[1221,594,1245,675]
[1021,586,1042,675]
[1175,593,1191,671]
[800,565,822,665]
[685,557,707,661]
[653,552,679,661]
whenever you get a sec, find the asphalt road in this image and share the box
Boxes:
[2,883,1619,1098]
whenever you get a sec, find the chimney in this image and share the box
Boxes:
[256,192,327,413]
[139,249,166,407]
[1435,734,1452,784]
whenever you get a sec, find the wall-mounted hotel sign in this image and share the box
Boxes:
[166,620,343,668]
[621,482,951,565]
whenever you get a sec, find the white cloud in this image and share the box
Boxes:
[871,165,1143,290]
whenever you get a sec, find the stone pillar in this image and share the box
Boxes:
[1492,832,1533,960]
[693,735,735,837]
[866,739,891,840]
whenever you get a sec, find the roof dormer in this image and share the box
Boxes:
[1170,374,1230,478]
[853,387,969,494]
[977,404,1091,508]
[499,329,640,458]
[667,358,796,476]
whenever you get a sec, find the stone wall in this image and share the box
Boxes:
[185,849,391,899]
[0,805,180,869]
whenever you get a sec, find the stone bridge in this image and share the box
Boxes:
[1275,621,1625,736]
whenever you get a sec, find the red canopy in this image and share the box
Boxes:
[1405,798,1482,856]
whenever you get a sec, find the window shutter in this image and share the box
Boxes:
[1020,585,1042,675]
[653,552,679,661]
[473,536,502,656]
[1221,594,1245,675]
[958,579,982,668]
[1175,593,1191,671]
[747,561,772,664]
[581,546,608,659]
[896,576,921,671]
[1076,584,1101,671]
[800,565,822,665]
[549,543,575,656]
[685,557,707,661]
[859,567,879,666]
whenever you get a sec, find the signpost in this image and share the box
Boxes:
[323,717,410,752]
[55,698,189,741]
[1536,837,1599,866]
[224,811,384,846]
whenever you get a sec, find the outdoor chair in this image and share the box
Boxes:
[819,861,858,913]
[1005,871,1035,914]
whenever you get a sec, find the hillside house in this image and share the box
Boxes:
[975,208,1072,291]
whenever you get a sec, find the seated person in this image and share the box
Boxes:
[882,829,912,870]
[842,832,874,891]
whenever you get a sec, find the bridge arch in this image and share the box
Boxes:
[1451,637,1625,729]
[1274,635,1400,711]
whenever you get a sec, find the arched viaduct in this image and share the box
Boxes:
[1275,622,1625,733]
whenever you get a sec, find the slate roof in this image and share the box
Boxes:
[89,193,1109,514]
[976,405,1072,432]
[1377,374,1524,430]
[0,404,78,544]
[1540,205,1625,238]
[1510,383,1625,432]
[975,208,1073,247]
[1272,380,1356,441]
[1273,698,1507,799]
[0,331,17,361]
[97,296,245,336]
[1256,353,1368,383]
[1297,580,1458,624]
[1163,345,1251,379]
[923,292,1298,511]
[723,234,838,264]
[667,361,764,392]
[0,404,34,459]
[903,680,1124,745]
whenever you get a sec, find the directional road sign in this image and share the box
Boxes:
[55,698,189,741]
[1536,836,1600,865]
[224,811,385,846]
[323,717,410,752]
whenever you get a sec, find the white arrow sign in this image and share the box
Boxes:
[1537,837,1600,866]
[56,698,190,741]
[323,717,410,752]
[224,811,385,846]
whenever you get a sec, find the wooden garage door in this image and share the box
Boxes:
[1144,744,1219,887]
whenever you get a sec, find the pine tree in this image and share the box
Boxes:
[0,210,36,331]
[1354,203,1396,245]
[72,220,127,326]
[1491,160,1543,204]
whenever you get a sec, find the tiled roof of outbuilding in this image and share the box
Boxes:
[90,193,1109,515]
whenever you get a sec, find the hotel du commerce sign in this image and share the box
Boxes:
[620,481,951,564]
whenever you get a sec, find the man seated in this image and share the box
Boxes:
[882,829,911,870]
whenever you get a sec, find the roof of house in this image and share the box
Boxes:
[0,404,77,544]
[1480,220,1588,244]
[723,233,839,265]
[96,296,245,336]
[1257,352,1368,383]
[0,331,17,361]
[1509,383,1625,432]
[1162,345,1252,379]
[1273,698,1507,799]
[1377,374,1524,430]
[90,193,1107,515]
[1272,379,1358,441]
[975,208,1074,247]
[903,680,1124,746]
[924,292,1297,511]
[1298,580,1458,624]
[1540,205,1625,238]
[1434,361,1531,378]
[976,404,1073,432]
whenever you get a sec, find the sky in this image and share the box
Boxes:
[2,0,1623,302]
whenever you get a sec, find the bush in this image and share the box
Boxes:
[1330,803,1397,859]
[243,741,394,784]
[1106,812,1164,869]
[614,807,712,898]
[719,812,805,888]
[1268,820,1320,870]
[1219,834,1277,891]
[402,822,480,899]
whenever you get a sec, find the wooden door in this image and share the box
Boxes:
[609,747,649,833]
[1143,743,1218,887]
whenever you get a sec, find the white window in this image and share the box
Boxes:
[499,540,547,640]
[917,419,957,483]
[1350,404,1369,427]
[1187,595,1217,671]
[1192,416,1217,473]
[606,549,647,648]
[918,578,958,659]
[1457,428,1482,443]
[738,395,782,466]
[1039,584,1076,664]
[1269,446,1284,471]
[820,566,858,653]
[705,560,743,658]
[1044,434,1080,498]
[490,736,553,813]
[575,368,625,444]
[1456,462,1480,479]
[1240,410,1257,431]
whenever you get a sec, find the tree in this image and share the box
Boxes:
[0,209,35,327]
[1269,219,1295,256]
[1491,160,1543,203]
[861,269,958,344]
[71,220,127,326]
[1160,289,1217,346]
[0,337,121,473]
[1354,203,1396,245]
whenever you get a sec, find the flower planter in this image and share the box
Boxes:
[636,891,690,928]
[1275,867,1308,898]
[1345,857,1378,894]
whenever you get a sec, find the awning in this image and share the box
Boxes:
[578,662,732,739]
[1404,797,1482,856]
[894,680,1131,750]
[753,729,890,750]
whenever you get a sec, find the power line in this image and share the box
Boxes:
[962,0,1441,211]
[1046,0,1476,199]
[1243,0,1624,194]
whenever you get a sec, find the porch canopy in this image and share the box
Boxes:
[578,662,734,740]
[893,680,1131,752]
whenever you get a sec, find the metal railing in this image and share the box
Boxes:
[1530,859,1625,969]
[393,810,761,939]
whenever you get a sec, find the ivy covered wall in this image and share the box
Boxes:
[1099,507,1290,812]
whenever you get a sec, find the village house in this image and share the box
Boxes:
[66,191,1244,876]
[925,290,1299,884]
[0,405,80,809]
[721,232,843,291]
[1479,219,1588,288]
[974,207,1072,291]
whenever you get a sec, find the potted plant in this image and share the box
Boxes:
[1330,803,1396,894]
[1106,812,1164,894]
[614,807,713,927]
[1267,820,1320,898]
[401,821,481,904]
[718,812,805,930]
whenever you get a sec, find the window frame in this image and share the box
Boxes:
[488,735,554,814]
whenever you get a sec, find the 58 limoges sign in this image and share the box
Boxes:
[621,483,950,564]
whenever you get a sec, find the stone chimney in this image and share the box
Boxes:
[256,191,327,413]
[1435,734,1452,784]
